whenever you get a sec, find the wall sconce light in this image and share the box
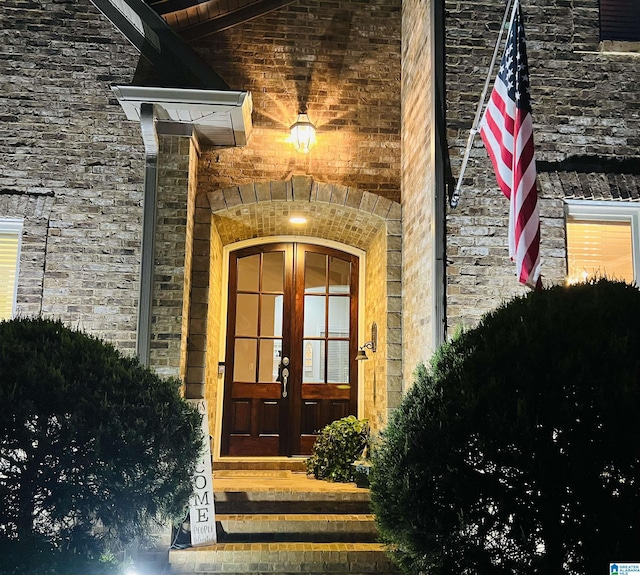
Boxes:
[290,112,316,153]
[356,322,378,361]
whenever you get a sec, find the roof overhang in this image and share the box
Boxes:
[90,0,228,89]
[112,85,253,147]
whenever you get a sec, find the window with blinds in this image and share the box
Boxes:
[600,0,640,42]
[566,218,634,284]
[0,219,23,320]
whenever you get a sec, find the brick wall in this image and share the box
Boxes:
[191,0,401,202]
[445,0,640,330]
[151,137,191,378]
[179,142,200,385]
[204,222,224,448]
[0,193,54,316]
[362,208,403,433]
[401,0,438,383]
[0,0,144,351]
[363,228,386,432]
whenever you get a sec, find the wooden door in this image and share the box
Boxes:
[221,243,359,457]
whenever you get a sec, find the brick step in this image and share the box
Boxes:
[169,542,399,574]
[214,490,371,515]
[216,513,378,543]
[213,459,308,472]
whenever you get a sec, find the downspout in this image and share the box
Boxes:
[136,103,159,367]
[432,0,448,349]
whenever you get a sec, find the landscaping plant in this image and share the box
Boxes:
[0,318,202,575]
[371,279,640,575]
[306,415,369,482]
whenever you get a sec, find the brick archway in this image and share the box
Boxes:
[207,175,399,249]
[183,176,402,456]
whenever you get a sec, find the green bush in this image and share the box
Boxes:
[371,279,640,575]
[0,317,202,575]
[306,415,369,482]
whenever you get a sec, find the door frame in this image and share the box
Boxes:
[213,235,367,459]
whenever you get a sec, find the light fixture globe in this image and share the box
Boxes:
[290,113,316,153]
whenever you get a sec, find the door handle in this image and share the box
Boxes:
[281,357,290,398]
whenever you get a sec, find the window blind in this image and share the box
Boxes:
[0,221,23,320]
[600,0,640,42]
[566,219,634,284]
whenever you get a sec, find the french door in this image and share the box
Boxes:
[221,243,359,456]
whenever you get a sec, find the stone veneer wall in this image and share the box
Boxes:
[401,0,438,385]
[1,0,144,351]
[445,0,640,329]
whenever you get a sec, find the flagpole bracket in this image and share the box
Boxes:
[449,187,461,209]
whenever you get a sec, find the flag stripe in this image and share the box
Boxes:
[480,3,542,289]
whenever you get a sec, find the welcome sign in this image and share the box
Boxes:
[188,400,217,545]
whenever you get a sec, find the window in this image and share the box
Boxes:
[0,219,23,320]
[565,201,640,284]
[600,0,640,42]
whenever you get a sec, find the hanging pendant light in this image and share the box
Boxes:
[290,113,316,153]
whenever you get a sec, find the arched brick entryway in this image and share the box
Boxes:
[182,176,402,458]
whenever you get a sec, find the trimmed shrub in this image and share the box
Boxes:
[306,416,369,482]
[0,317,202,575]
[371,279,640,575]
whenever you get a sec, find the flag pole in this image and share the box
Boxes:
[449,0,518,208]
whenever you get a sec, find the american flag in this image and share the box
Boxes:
[480,3,542,289]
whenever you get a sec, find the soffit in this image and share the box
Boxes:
[112,85,253,146]
[144,0,297,40]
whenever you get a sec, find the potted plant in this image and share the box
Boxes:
[306,416,369,484]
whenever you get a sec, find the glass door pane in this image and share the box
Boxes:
[329,256,350,294]
[235,294,259,336]
[328,296,350,335]
[237,254,260,291]
[305,252,326,293]
[233,339,257,382]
